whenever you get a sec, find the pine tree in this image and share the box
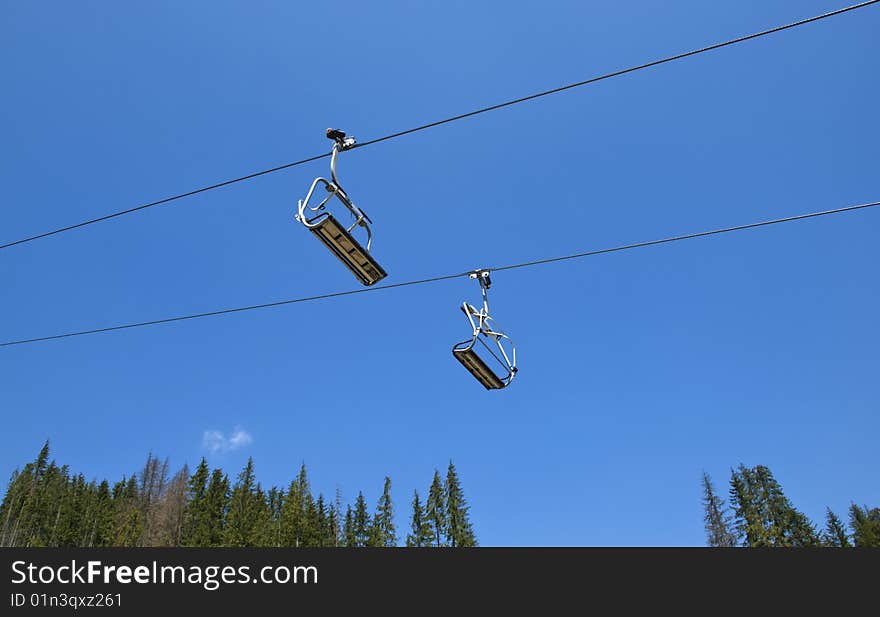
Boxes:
[425,470,447,547]
[822,508,850,547]
[353,492,370,547]
[280,464,313,547]
[729,466,766,546]
[77,479,102,547]
[302,479,319,546]
[343,505,356,547]
[20,444,60,547]
[444,462,476,547]
[8,466,35,547]
[183,458,210,546]
[112,476,143,547]
[280,477,303,547]
[849,504,880,547]
[0,469,25,546]
[92,480,115,547]
[701,472,736,547]
[406,490,434,547]
[309,493,327,547]
[224,458,260,546]
[30,462,67,546]
[0,443,53,547]
[370,477,396,547]
[326,501,339,547]
[203,470,230,547]
[729,465,819,547]
[35,441,50,475]
[53,472,86,547]
[267,487,283,547]
[251,484,273,547]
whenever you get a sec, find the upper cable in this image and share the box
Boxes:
[2,0,877,251]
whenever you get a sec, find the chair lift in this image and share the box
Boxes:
[296,128,388,286]
[452,270,518,390]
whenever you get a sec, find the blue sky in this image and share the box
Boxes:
[1,1,877,546]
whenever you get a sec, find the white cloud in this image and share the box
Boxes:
[202,427,253,454]
[228,428,253,449]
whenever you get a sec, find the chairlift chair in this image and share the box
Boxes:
[452,270,518,390]
[296,129,388,286]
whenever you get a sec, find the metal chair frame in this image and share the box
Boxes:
[296,129,373,251]
[295,129,386,285]
[452,270,518,389]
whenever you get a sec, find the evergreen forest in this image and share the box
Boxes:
[0,442,476,548]
[3,443,877,547]
[702,466,879,547]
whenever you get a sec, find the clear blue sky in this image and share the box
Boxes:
[1,1,877,546]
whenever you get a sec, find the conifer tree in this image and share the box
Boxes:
[267,487,283,547]
[77,479,103,547]
[425,470,447,547]
[326,501,339,547]
[849,504,880,547]
[35,441,50,476]
[54,472,87,546]
[92,480,115,547]
[304,494,323,547]
[406,490,434,547]
[280,464,314,547]
[110,478,126,501]
[11,468,37,547]
[353,492,370,547]
[1,443,52,547]
[343,505,356,547]
[701,472,737,547]
[729,465,819,547]
[28,461,66,546]
[251,484,273,547]
[302,497,317,547]
[822,508,850,547]
[183,459,210,546]
[224,458,260,546]
[371,477,397,547]
[21,447,63,547]
[203,470,230,547]
[444,463,476,547]
[0,469,25,547]
[280,476,303,547]
[112,476,143,547]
